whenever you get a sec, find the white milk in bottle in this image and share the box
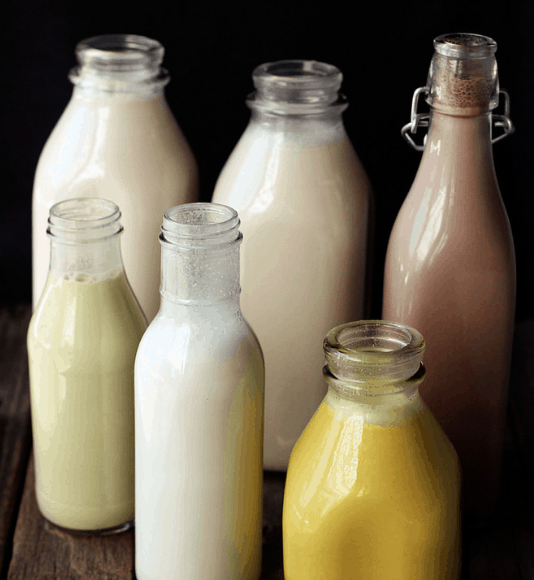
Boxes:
[212,60,373,471]
[32,34,198,320]
[135,203,264,579]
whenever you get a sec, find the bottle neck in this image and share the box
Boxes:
[68,34,169,98]
[49,237,124,280]
[247,59,348,117]
[158,203,243,311]
[322,320,426,426]
[423,109,494,170]
[426,33,499,116]
[47,198,125,279]
[322,320,426,398]
[159,244,241,306]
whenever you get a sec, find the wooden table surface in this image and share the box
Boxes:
[1,303,533,579]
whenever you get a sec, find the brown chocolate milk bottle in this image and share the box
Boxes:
[383,33,515,519]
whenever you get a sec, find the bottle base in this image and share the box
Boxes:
[42,516,134,536]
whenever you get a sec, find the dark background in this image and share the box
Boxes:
[2,1,532,321]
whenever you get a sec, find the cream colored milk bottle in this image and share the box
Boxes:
[32,34,198,321]
[27,198,147,533]
[135,203,264,580]
[212,60,373,471]
[383,33,515,519]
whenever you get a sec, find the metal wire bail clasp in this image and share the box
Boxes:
[401,87,430,152]
[492,89,514,144]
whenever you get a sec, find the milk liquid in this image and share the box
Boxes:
[213,120,372,470]
[135,312,264,578]
[383,110,515,516]
[134,202,265,578]
[33,89,198,321]
[27,271,147,531]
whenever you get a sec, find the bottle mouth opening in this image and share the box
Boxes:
[47,198,123,243]
[254,60,342,85]
[434,33,497,59]
[75,34,165,71]
[324,320,425,384]
[160,203,242,249]
[249,59,344,112]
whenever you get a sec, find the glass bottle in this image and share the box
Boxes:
[283,320,461,580]
[212,59,373,471]
[27,197,147,534]
[383,33,515,519]
[135,203,264,580]
[32,34,199,321]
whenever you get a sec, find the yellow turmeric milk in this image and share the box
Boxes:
[282,321,461,580]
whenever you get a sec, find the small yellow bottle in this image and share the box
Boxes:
[283,320,461,580]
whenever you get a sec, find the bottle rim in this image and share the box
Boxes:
[434,33,497,59]
[323,320,425,393]
[253,60,343,89]
[47,198,123,243]
[69,34,170,91]
[160,202,242,250]
[248,59,347,115]
[75,34,164,71]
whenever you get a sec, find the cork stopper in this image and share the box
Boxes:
[426,33,499,115]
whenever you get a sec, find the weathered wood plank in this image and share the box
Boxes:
[0,305,33,579]
[7,462,287,579]
[7,454,135,580]
[3,306,534,579]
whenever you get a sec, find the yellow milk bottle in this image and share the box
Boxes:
[283,320,461,580]
[27,198,147,534]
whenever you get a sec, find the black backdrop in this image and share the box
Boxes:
[2,1,532,322]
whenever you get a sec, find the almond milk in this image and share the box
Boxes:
[213,60,373,471]
[32,35,198,321]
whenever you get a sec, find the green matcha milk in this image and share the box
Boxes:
[27,198,147,533]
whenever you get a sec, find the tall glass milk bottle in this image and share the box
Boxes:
[27,198,147,533]
[135,203,264,580]
[383,33,515,519]
[32,34,199,321]
[212,60,373,471]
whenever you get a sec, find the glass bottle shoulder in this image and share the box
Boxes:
[213,119,371,225]
[28,270,147,368]
[33,90,197,205]
[388,112,515,274]
[286,388,460,524]
[135,304,262,379]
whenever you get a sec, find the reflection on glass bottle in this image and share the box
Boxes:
[32,34,198,320]
[213,60,373,471]
[28,198,147,534]
[283,320,461,580]
[383,33,515,519]
[135,203,264,579]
